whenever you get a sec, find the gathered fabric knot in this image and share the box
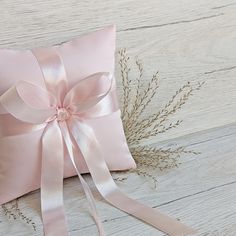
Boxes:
[57,107,70,121]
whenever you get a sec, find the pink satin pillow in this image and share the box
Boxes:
[0,25,136,204]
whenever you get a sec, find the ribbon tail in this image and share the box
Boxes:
[59,121,105,236]
[70,119,197,236]
[41,120,68,236]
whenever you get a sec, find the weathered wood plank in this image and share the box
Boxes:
[1,123,236,235]
[74,182,236,236]
[1,0,236,141]
[0,0,235,48]
[1,1,236,235]
[116,10,236,142]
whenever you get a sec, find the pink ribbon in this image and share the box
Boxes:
[0,48,197,236]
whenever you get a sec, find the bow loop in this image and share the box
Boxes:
[0,81,57,124]
[0,73,114,125]
[63,72,113,115]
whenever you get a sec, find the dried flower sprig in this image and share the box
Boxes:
[131,146,200,170]
[1,198,37,231]
[118,49,204,186]
[128,145,200,188]
[118,48,132,119]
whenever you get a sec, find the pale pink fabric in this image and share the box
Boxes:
[0,25,136,204]
[0,27,197,236]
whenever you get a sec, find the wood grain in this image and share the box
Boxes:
[1,123,236,235]
[0,1,236,235]
[0,0,236,141]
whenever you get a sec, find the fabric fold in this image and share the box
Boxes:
[0,47,197,236]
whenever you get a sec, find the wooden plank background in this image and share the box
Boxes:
[0,0,236,142]
[1,124,236,235]
[0,1,236,235]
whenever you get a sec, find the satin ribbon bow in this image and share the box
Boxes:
[0,48,197,236]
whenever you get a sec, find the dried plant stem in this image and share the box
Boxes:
[131,147,180,169]
[118,49,131,121]
[113,176,128,182]
[123,58,143,130]
[128,120,183,144]
[1,203,17,220]
[132,58,143,111]
[131,145,199,170]
[127,81,204,144]
[131,82,192,133]
[1,198,37,231]
[118,48,204,185]
[130,168,158,189]
[125,71,160,131]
